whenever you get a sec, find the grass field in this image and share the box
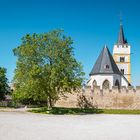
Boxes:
[29,107,140,115]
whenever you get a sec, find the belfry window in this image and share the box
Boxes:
[120,57,125,62]
[120,69,124,74]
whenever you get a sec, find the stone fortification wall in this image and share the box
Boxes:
[56,86,140,109]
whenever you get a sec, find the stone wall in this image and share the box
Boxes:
[55,86,140,109]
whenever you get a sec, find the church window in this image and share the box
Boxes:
[120,69,124,74]
[104,64,109,69]
[102,80,110,89]
[115,80,120,88]
[92,80,97,88]
[120,57,125,62]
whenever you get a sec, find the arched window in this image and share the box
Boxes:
[120,69,124,74]
[92,80,97,87]
[102,80,110,89]
[115,79,120,88]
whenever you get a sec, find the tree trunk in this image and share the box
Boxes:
[48,97,53,109]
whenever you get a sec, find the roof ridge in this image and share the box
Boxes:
[99,47,105,73]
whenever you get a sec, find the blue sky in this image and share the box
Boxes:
[0,0,140,85]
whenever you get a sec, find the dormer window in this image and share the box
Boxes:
[104,64,109,69]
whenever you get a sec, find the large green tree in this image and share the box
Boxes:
[0,67,10,101]
[13,30,84,107]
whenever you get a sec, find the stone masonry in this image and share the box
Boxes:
[56,86,140,109]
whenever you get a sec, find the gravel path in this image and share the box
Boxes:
[0,112,140,140]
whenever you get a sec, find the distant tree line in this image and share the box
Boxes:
[0,67,10,101]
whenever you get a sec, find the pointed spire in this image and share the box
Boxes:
[104,44,107,48]
[117,23,126,45]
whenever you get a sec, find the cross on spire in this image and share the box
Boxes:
[119,11,123,25]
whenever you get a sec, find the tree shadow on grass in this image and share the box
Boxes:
[30,94,104,115]
[48,95,103,115]
[50,107,103,115]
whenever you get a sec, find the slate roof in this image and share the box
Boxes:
[90,46,121,75]
[117,24,127,45]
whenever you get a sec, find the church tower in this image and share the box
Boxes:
[113,23,131,83]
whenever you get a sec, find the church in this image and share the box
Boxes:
[87,23,131,89]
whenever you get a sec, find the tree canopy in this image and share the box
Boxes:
[13,30,84,107]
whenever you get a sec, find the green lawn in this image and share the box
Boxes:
[29,107,140,115]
